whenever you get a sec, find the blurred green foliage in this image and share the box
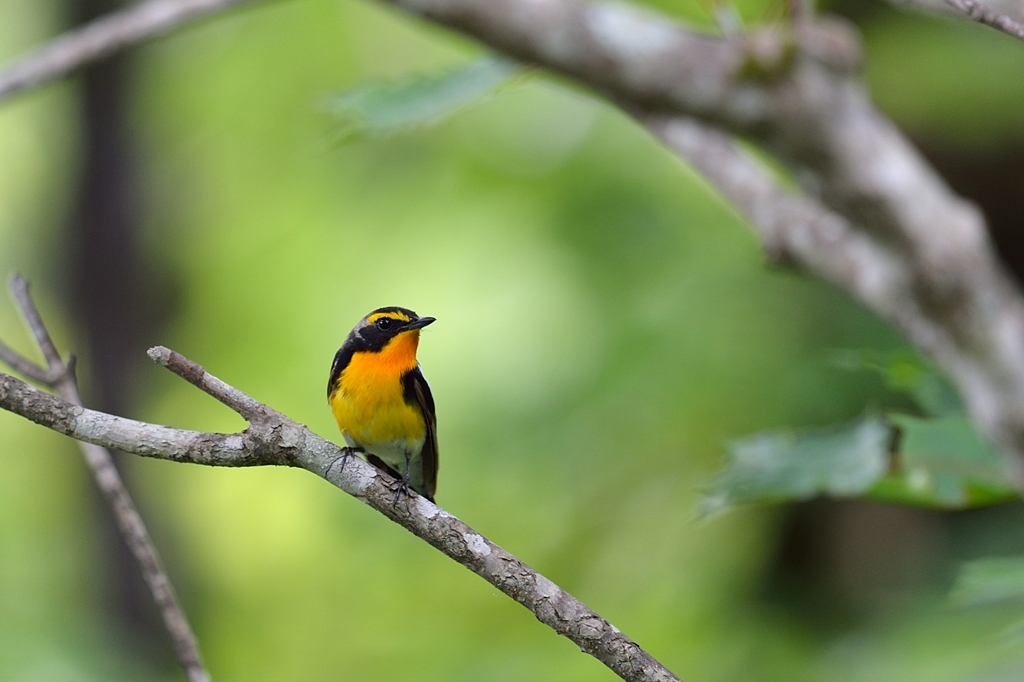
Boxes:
[952,557,1024,610]
[829,348,963,417]
[703,414,1019,514]
[951,557,1024,640]
[2,0,1024,680]
[703,350,1018,513]
[701,418,891,515]
[325,56,521,141]
[883,415,1016,508]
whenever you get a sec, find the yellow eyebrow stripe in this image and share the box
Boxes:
[368,311,412,324]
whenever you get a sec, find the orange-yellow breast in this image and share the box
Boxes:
[329,330,426,453]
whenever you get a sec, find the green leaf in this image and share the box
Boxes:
[702,413,1018,514]
[830,348,962,416]
[699,418,890,517]
[864,474,1016,509]
[877,415,1018,509]
[324,57,521,141]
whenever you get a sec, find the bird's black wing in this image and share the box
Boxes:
[327,346,354,400]
[402,365,438,501]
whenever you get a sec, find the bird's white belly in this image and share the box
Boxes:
[344,432,427,491]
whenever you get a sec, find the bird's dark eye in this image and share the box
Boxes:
[376,318,393,331]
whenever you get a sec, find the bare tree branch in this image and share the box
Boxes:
[0,0,264,104]
[888,0,1024,42]
[637,115,1010,446]
[3,275,210,682]
[0,338,53,383]
[8,276,64,367]
[945,0,1024,40]
[0,350,682,682]
[641,115,907,305]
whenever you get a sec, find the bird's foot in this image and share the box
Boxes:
[392,475,411,506]
[326,446,362,480]
[392,452,415,505]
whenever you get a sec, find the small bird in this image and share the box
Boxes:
[328,307,438,502]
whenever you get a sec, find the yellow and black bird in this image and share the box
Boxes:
[328,307,438,502]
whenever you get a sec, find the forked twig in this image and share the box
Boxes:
[2,274,210,682]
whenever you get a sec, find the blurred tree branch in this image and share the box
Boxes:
[0,276,210,682]
[887,0,1024,42]
[641,114,908,334]
[945,0,1024,40]
[0,348,682,682]
[0,0,263,103]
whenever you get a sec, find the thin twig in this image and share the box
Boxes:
[151,347,268,421]
[0,338,51,383]
[0,350,682,682]
[945,0,1024,42]
[8,275,63,369]
[3,275,211,682]
[0,0,266,104]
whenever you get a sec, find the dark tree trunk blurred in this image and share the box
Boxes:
[63,0,176,671]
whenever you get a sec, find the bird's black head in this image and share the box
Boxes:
[328,307,436,400]
[344,306,436,353]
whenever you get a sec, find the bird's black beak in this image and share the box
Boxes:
[404,316,436,330]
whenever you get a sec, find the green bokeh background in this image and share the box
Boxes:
[1,0,1024,679]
